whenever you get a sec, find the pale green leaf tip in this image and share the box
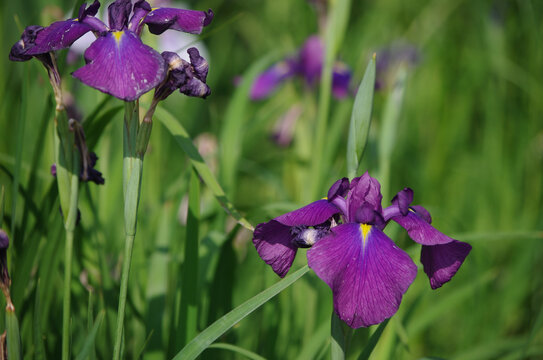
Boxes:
[372,52,376,61]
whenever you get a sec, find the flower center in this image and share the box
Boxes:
[113,31,124,43]
[290,226,328,248]
[360,224,372,243]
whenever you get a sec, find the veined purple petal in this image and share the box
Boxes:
[143,8,213,35]
[72,31,166,101]
[421,240,472,289]
[24,20,94,55]
[332,62,351,99]
[392,211,453,245]
[308,223,417,328]
[347,172,383,221]
[128,0,152,34]
[275,199,339,227]
[253,220,298,278]
[108,0,132,30]
[250,60,297,100]
[9,25,44,61]
[78,0,100,20]
[299,35,323,85]
[327,177,349,201]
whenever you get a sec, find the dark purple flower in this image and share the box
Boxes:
[250,35,352,100]
[10,0,213,101]
[155,48,210,101]
[252,172,471,328]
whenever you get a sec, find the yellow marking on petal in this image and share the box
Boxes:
[113,31,124,43]
[360,224,372,244]
[321,197,328,200]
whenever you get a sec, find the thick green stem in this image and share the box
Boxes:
[114,100,149,360]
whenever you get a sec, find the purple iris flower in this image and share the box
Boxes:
[253,172,471,328]
[9,0,213,101]
[250,35,352,100]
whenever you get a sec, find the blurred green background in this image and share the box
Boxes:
[0,0,542,358]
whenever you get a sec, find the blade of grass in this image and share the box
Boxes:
[179,167,200,347]
[331,312,350,360]
[173,265,310,360]
[310,0,352,198]
[346,55,376,179]
[207,343,267,360]
[33,279,46,360]
[154,106,254,231]
[6,307,22,360]
[75,311,105,360]
[357,319,389,360]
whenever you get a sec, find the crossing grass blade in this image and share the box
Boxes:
[172,265,310,360]
[356,319,389,360]
[6,308,22,360]
[346,56,376,179]
[207,343,267,360]
[75,311,105,360]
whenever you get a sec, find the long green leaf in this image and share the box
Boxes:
[346,55,376,179]
[75,311,105,360]
[357,319,389,360]
[6,308,22,360]
[207,343,267,360]
[154,106,254,231]
[173,265,310,360]
[331,312,348,360]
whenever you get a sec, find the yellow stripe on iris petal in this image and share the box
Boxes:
[113,31,124,43]
[360,224,372,244]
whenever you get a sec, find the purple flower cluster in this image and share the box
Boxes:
[253,172,471,328]
[9,0,213,101]
[250,35,351,100]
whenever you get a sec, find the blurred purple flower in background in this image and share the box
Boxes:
[9,0,213,101]
[375,43,420,90]
[253,173,471,328]
[250,35,352,101]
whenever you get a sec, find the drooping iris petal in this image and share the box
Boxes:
[252,220,298,278]
[308,223,417,328]
[420,240,472,289]
[332,62,351,99]
[391,188,414,216]
[392,211,454,245]
[9,25,44,61]
[143,8,213,35]
[24,20,95,56]
[72,31,166,101]
[250,60,297,100]
[347,172,383,221]
[275,199,339,227]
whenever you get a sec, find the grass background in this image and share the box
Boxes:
[0,0,542,358]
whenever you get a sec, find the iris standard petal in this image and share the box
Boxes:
[275,199,339,227]
[108,0,132,31]
[143,8,213,35]
[420,240,472,289]
[24,20,94,55]
[72,31,166,101]
[392,211,454,245]
[347,172,383,221]
[307,223,417,328]
[250,60,297,100]
[252,220,298,278]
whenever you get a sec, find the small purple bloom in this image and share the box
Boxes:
[252,172,471,328]
[10,0,213,101]
[250,35,352,100]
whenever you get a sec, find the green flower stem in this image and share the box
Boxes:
[53,91,81,360]
[114,99,155,360]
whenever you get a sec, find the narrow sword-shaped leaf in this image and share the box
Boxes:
[75,311,105,360]
[207,343,267,360]
[6,308,22,360]
[346,55,376,179]
[357,319,389,360]
[172,265,310,360]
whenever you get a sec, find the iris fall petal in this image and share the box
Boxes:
[143,8,213,35]
[72,31,166,101]
[308,223,417,328]
[420,240,472,289]
[253,220,298,278]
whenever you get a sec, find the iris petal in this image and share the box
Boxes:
[275,199,339,227]
[143,8,213,35]
[421,240,472,289]
[392,211,453,245]
[72,31,166,101]
[347,172,383,221]
[332,63,351,99]
[252,220,298,278]
[308,223,417,328]
[25,20,94,55]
